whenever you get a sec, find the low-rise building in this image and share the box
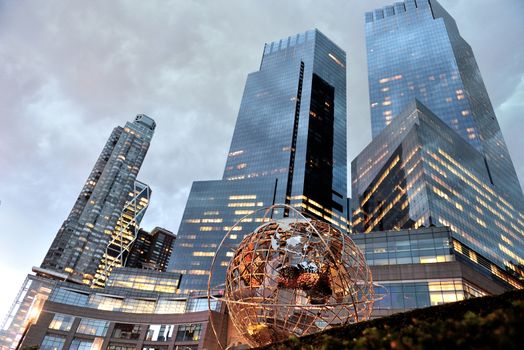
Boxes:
[13,269,227,350]
[352,226,522,318]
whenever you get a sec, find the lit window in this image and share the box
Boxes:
[229,195,257,200]
[234,210,254,215]
[40,335,66,350]
[76,318,108,336]
[228,202,256,207]
[202,218,223,223]
[223,226,242,231]
[193,252,215,257]
[49,313,74,331]
[145,324,175,342]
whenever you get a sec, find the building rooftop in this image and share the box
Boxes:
[134,114,156,131]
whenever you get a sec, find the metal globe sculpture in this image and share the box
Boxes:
[208,205,375,348]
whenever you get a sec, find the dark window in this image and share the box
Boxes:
[111,323,142,340]
[175,324,202,342]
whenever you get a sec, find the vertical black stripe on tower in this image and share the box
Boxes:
[284,61,305,216]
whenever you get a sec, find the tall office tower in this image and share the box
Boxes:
[365,0,523,203]
[223,29,347,221]
[126,227,176,272]
[92,181,151,287]
[37,115,156,285]
[352,101,524,283]
[170,29,348,292]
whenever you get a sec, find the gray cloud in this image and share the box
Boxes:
[0,0,523,317]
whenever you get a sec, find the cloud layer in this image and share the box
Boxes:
[1,0,523,317]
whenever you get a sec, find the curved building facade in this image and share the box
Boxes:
[15,269,227,350]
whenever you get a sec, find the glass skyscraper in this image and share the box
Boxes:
[223,29,347,221]
[354,0,524,285]
[352,101,524,282]
[38,115,156,285]
[170,29,349,293]
[365,0,523,203]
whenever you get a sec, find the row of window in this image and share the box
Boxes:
[108,346,197,350]
[50,315,107,336]
[373,279,485,310]
[42,335,198,350]
[41,336,103,350]
[50,288,218,314]
[47,313,202,344]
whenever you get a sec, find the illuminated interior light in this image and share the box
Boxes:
[229,195,257,200]
[228,202,256,207]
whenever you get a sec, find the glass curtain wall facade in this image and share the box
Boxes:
[352,226,510,317]
[365,0,523,203]
[352,101,524,282]
[223,29,348,227]
[169,178,278,293]
[39,115,156,285]
[170,29,348,293]
[15,277,227,350]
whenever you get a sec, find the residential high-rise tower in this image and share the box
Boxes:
[126,227,176,272]
[37,115,156,285]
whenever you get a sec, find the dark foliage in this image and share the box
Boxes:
[257,289,524,350]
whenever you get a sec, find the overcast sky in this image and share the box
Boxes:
[0,0,523,318]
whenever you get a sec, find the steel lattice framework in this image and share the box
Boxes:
[92,181,150,287]
[208,204,376,348]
